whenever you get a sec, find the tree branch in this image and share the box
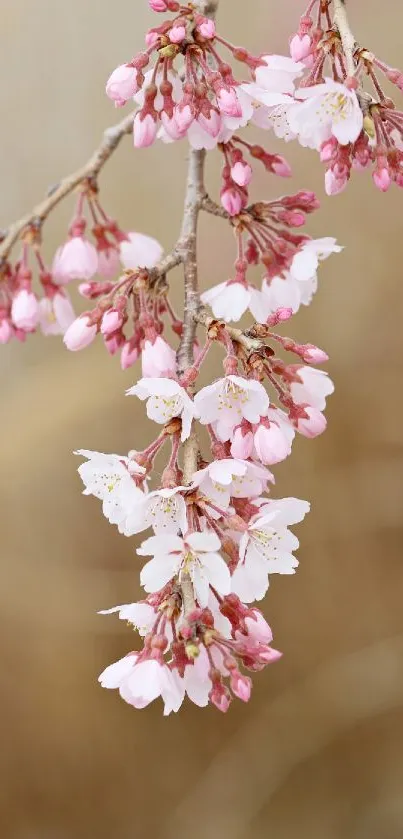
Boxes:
[333,0,357,77]
[0,109,136,264]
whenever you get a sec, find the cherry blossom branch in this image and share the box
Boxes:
[332,0,357,77]
[0,109,136,264]
[196,309,262,354]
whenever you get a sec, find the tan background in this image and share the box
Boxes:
[1,2,403,837]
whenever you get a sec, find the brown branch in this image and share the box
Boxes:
[333,0,357,77]
[196,309,263,353]
[0,109,136,263]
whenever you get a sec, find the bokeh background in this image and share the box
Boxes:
[1,1,403,837]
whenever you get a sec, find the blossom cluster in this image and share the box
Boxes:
[1,0,400,715]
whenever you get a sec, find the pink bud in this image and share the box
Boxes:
[0,316,13,344]
[373,166,391,192]
[161,111,186,140]
[169,24,186,44]
[149,0,168,10]
[174,103,194,133]
[217,87,242,118]
[289,33,311,62]
[231,161,252,187]
[141,336,176,377]
[104,332,125,356]
[297,343,329,364]
[101,308,124,336]
[97,247,120,279]
[271,156,292,178]
[230,425,254,460]
[266,307,293,326]
[320,137,337,162]
[63,315,97,351]
[106,64,139,104]
[230,673,252,703]
[209,684,231,713]
[221,187,243,216]
[133,112,157,148]
[260,647,283,664]
[296,406,327,438]
[145,30,160,48]
[52,236,99,284]
[121,340,140,370]
[245,611,273,644]
[254,421,292,465]
[11,289,39,332]
[198,19,216,39]
[324,168,348,196]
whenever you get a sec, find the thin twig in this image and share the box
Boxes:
[0,110,136,263]
[196,309,263,353]
[333,0,357,77]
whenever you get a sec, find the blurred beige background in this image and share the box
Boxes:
[1,1,403,838]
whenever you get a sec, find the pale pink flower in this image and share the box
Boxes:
[122,486,188,537]
[53,236,98,284]
[141,336,176,378]
[11,289,39,332]
[180,647,212,707]
[296,406,327,437]
[97,247,120,278]
[138,531,231,607]
[99,601,157,637]
[232,498,309,602]
[120,232,163,270]
[290,366,334,411]
[253,409,295,465]
[195,376,270,442]
[106,64,139,105]
[133,112,158,148]
[290,238,342,283]
[192,459,273,510]
[99,655,184,715]
[63,315,97,351]
[201,281,252,322]
[249,276,302,321]
[254,55,305,94]
[289,79,364,147]
[127,377,196,441]
[39,292,75,336]
[76,449,146,529]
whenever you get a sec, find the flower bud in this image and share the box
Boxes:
[63,315,97,351]
[11,289,39,332]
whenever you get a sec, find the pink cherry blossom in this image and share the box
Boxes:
[53,236,98,284]
[141,336,177,378]
[201,280,252,322]
[289,79,364,147]
[39,292,75,336]
[195,375,270,442]
[295,406,327,437]
[253,411,294,465]
[289,34,312,62]
[290,366,334,411]
[99,654,184,715]
[106,64,139,105]
[133,112,158,148]
[138,531,231,607]
[127,377,196,441]
[100,308,124,336]
[120,232,163,270]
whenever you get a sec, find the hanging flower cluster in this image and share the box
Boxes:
[0,0,399,714]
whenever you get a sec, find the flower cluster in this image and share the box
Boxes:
[1,0,399,715]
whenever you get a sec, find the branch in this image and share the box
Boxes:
[333,0,357,77]
[0,109,136,263]
[196,309,263,353]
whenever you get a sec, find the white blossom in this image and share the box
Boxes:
[195,376,269,441]
[127,378,196,441]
